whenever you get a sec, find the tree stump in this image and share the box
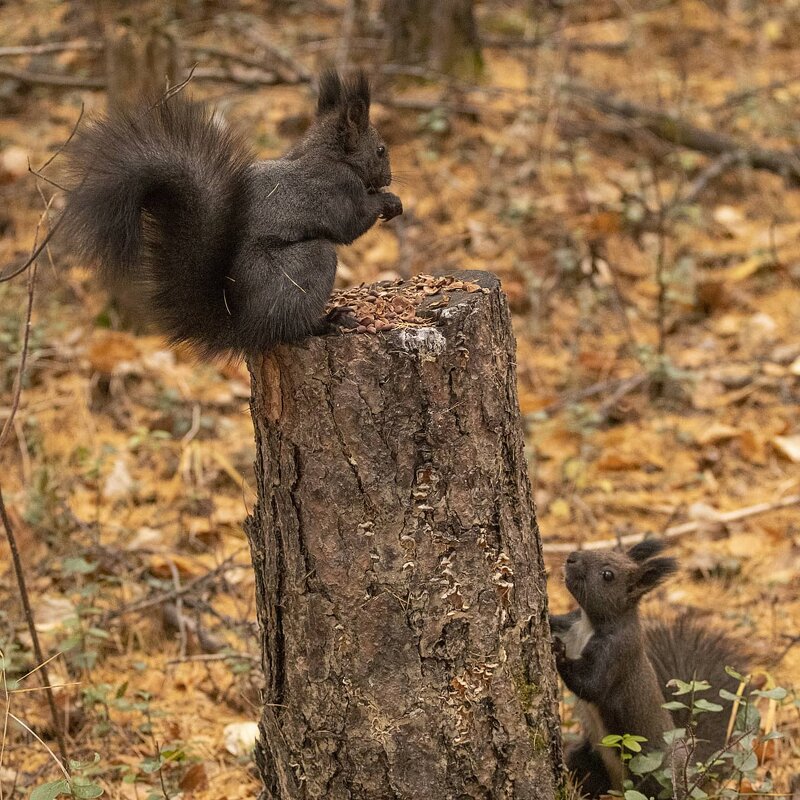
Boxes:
[245,271,562,800]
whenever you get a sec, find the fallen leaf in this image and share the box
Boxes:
[103,457,135,500]
[223,721,260,756]
[179,762,209,793]
[148,554,204,580]
[87,331,140,375]
[738,429,766,465]
[772,435,800,463]
[597,451,645,471]
[33,596,76,632]
[696,422,740,446]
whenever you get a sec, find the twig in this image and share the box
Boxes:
[190,65,282,86]
[0,40,102,57]
[0,102,84,284]
[190,45,271,71]
[0,275,69,769]
[166,651,260,666]
[101,555,249,623]
[335,0,357,71]
[165,560,187,660]
[595,373,648,418]
[483,35,630,54]
[0,208,48,449]
[380,96,482,118]
[536,373,647,416]
[542,493,800,553]
[565,80,800,183]
[713,74,800,111]
[0,214,64,283]
[680,151,742,206]
[0,64,104,89]
[231,16,313,83]
[37,103,84,172]
[155,64,198,107]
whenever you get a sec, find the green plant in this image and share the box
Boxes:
[597,673,787,800]
[29,755,104,800]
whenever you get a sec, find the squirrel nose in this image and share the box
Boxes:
[566,553,579,565]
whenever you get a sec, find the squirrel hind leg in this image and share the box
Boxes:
[565,739,611,799]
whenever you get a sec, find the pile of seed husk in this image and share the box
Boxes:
[327,274,488,334]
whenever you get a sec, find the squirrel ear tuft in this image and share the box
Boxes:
[628,556,678,602]
[628,539,668,563]
[342,71,370,134]
[346,71,371,109]
[317,69,344,115]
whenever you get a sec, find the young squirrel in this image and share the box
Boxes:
[550,541,746,798]
[62,70,402,358]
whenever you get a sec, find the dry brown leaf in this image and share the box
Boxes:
[772,435,800,463]
[738,429,767,465]
[179,762,209,793]
[696,422,740,446]
[148,554,205,580]
[87,330,140,374]
[596,450,645,471]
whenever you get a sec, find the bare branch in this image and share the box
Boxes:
[565,81,800,184]
[543,493,800,553]
[0,214,69,768]
[0,40,102,57]
[0,64,104,89]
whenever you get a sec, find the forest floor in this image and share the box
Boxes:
[0,1,798,798]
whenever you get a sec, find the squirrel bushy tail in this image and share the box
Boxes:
[647,613,746,761]
[63,96,254,355]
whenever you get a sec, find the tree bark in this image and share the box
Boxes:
[383,0,483,78]
[245,271,562,800]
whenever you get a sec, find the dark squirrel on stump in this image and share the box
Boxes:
[61,70,402,359]
[550,540,747,798]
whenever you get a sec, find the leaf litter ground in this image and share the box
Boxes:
[0,1,798,796]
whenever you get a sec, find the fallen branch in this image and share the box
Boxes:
[713,73,800,111]
[101,555,249,623]
[566,81,800,184]
[0,63,295,91]
[542,493,800,553]
[380,96,482,119]
[535,373,647,417]
[0,64,104,89]
[0,40,102,57]
[483,35,630,54]
[681,151,742,205]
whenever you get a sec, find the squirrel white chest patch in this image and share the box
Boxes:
[562,610,595,659]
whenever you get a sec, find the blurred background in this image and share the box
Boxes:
[0,1,798,796]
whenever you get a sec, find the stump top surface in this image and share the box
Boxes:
[326,270,498,335]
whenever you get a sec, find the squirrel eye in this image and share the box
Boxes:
[601,569,614,582]
[377,145,386,157]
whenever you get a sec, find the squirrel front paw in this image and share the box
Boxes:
[313,306,360,336]
[379,192,403,221]
[551,635,567,663]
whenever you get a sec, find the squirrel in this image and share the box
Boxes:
[61,69,403,358]
[549,540,747,798]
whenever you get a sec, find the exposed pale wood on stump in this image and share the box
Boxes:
[246,271,562,800]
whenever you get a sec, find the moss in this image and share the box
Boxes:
[513,668,541,710]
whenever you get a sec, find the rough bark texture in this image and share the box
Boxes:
[245,271,562,800]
